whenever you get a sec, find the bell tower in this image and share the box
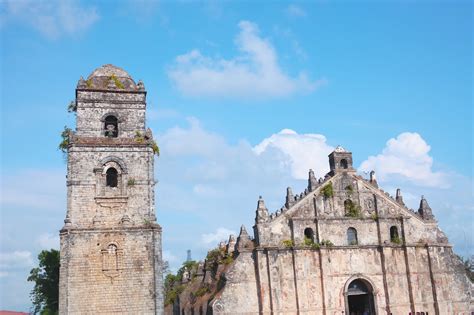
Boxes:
[59,65,163,314]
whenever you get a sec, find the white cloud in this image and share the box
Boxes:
[201,227,236,246]
[168,20,326,99]
[1,0,99,39]
[0,251,34,270]
[359,132,448,187]
[287,4,307,17]
[37,233,60,250]
[253,129,334,179]
[0,169,65,210]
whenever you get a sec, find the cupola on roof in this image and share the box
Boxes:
[77,64,145,91]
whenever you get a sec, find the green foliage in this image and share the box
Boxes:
[164,261,199,306]
[345,184,353,193]
[135,131,145,143]
[193,285,210,297]
[127,178,136,186]
[345,200,362,218]
[151,140,160,156]
[303,236,314,246]
[391,235,402,244]
[320,239,334,247]
[321,182,334,198]
[370,213,378,221]
[86,78,93,88]
[311,242,321,250]
[221,255,233,265]
[27,249,60,315]
[282,239,294,248]
[67,100,77,113]
[58,126,72,153]
[110,74,124,89]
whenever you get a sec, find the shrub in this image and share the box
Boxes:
[127,178,136,186]
[391,236,402,244]
[110,74,124,89]
[345,202,362,218]
[59,126,72,153]
[320,239,334,247]
[321,183,334,198]
[282,239,294,248]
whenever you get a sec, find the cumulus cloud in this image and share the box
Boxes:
[0,169,65,210]
[253,129,334,179]
[168,21,326,99]
[286,4,307,17]
[0,251,34,270]
[201,227,236,246]
[1,0,99,39]
[37,233,60,250]
[359,132,448,187]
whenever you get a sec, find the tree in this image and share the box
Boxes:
[27,249,60,315]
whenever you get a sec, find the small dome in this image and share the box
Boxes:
[334,145,347,153]
[88,64,132,80]
[77,64,144,91]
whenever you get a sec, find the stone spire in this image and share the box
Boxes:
[369,170,378,188]
[308,169,318,192]
[236,225,253,251]
[227,234,236,255]
[418,195,435,221]
[255,196,269,223]
[285,187,295,209]
[77,76,87,89]
[395,188,405,206]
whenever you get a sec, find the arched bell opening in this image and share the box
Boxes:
[344,278,376,315]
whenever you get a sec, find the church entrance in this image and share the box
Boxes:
[345,279,376,315]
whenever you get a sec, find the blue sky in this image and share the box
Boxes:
[0,0,472,311]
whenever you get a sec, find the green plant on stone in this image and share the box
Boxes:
[303,236,314,246]
[67,100,77,113]
[391,236,402,245]
[127,178,136,186]
[110,74,124,89]
[370,213,378,221]
[135,131,145,143]
[310,242,321,250]
[345,184,354,193]
[345,201,362,218]
[282,239,294,248]
[59,126,72,153]
[320,239,334,247]
[86,78,93,88]
[320,182,334,198]
[151,140,160,156]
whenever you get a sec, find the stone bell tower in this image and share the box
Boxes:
[59,64,163,314]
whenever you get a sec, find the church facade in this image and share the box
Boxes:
[171,147,472,315]
[58,65,163,314]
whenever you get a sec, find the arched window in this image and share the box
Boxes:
[104,115,118,137]
[106,168,118,187]
[107,244,117,254]
[340,158,348,169]
[390,226,399,243]
[346,278,375,314]
[347,227,358,245]
[304,228,314,243]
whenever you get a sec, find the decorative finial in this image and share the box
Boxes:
[77,76,87,89]
[255,196,269,223]
[285,187,295,209]
[137,80,145,91]
[418,195,435,221]
[369,170,378,187]
[308,169,318,191]
[396,188,405,206]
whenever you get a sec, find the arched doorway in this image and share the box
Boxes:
[345,278,376,315]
